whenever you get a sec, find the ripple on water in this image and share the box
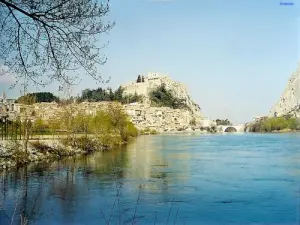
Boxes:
[1,134,300,224]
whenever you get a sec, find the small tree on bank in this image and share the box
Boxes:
[19,94,36,153]
[137,75,142,83]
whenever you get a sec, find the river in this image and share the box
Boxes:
[0,133,300,224]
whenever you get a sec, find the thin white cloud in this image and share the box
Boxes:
[0,65,15,84]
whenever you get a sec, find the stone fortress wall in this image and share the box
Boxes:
[121,72,169,96]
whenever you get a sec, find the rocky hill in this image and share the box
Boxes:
[119,72,217,132]
[269,63,300,117]
[121,72,202,118]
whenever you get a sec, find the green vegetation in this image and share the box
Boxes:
[2,104,138,157]
[50,104,137,147]
[140,128,158,135]
[149,84,188,109]
[216,119,232,126]
[17,92,59,103]
[136,75,145,83]
[79,87,143,104]
[16,87,144,105]
[189,118,197,126]
[249,115,300,132]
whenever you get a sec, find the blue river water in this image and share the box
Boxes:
[0,133,300,225]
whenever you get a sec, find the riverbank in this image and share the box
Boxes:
[0,129,220,170]
[0,135,131,170]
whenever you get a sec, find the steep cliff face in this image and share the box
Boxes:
[121,73,202,119]
[269,64,300,117]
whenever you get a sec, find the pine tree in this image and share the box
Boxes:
[137,75,142,83]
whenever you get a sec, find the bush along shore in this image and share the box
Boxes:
[0,104,139,170]
[248,115,300,133]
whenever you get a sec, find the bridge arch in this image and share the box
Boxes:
[224,127,237,132]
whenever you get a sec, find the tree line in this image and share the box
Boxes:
[16,92,59,104]
[16,87,144,105]
[79,87,143,104]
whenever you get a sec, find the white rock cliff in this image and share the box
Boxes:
[269,63,300,117]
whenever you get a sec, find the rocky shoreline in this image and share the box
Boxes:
[0,139,113,170]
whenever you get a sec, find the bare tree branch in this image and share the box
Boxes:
[0,0,114,90]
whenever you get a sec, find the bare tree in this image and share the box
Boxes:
[0,0,114,90]
[19,94,36,153]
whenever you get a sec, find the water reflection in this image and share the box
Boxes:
[0,134,300,224]
[0,136,191,224]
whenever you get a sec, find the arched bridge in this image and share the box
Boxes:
[218,125,245,133]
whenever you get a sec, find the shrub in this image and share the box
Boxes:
[58,104,139,150]
[79,87,143,104]
[249,116,300,132]
[189,118,196,126]
[17,92,59,103]
[121,122,139,141]
[149,84,189,109]
[216,119,232,126]
[150,129,158,135]
[140,128,158,135]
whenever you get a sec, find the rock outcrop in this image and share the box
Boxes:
[269,63,300,117]
[124,103,192,132]
[121,72,202,119]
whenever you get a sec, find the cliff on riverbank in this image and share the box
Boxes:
[244,63,300,133]
[269,63,300,117]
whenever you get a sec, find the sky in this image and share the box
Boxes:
[1,0,300,124]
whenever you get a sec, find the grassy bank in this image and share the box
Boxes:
[0,104,139,169]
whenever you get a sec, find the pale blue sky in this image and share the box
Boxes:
[1,0,300,124]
